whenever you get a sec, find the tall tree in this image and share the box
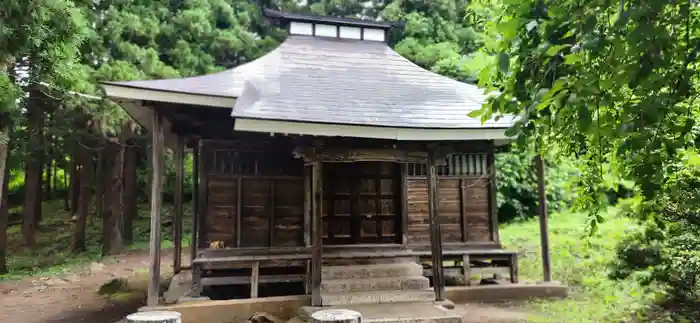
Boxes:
[0,150,9,274]
[382,0,484,82]
[2,0,89,246]
[474,0,700,225]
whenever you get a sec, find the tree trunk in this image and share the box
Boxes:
[0,131,9,274]
[103,142,124,255]
[94,149,104,226]
[0,117,8,215]
[122,139,137,244]
[69,154,79,214]
[72,143,92,253]
[21,94,44,247]
[44,111,54,200]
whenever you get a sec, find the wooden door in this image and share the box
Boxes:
[323,162,401,244]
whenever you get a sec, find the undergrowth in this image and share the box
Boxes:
[1,200,192,280]
[500,208,663,322]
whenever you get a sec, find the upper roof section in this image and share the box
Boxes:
[262,8,401,43]
[231,35,513,130]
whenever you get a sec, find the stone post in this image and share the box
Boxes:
[310,309,362,323]
[126,311,182,323]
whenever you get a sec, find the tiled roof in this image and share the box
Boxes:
[103,36,514,129]
[231,36,513,129]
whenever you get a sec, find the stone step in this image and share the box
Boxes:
[300,302,462,323]
[322,289,435,306]
[321,276,430,293]
[322,263,423,280]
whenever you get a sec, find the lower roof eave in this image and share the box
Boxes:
[101,83,237,107]
[233,118,513,141]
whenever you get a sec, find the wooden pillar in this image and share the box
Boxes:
[400,163,409,246]
[535,155,552,282]
[197,140,207,249]
[310,161,323,306]
[147,111,165,307]
[190,142,199,265]
[487,151,500,244]
[303,165,311,247]
[173,137,184,274]
[427,151,445,301]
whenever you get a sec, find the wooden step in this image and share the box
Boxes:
[322,263,423,280]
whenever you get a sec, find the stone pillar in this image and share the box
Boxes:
[126,311,182,323]
[311,309,362,323]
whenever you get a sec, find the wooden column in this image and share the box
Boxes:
[400,163,409,246]
[197,140,207,250]
[147,111,165,307]
[535,155,552,282]
[487,151,500,244]
[173,137,184,274]
[303,165,311,247]
[190,142,199,265]
[311,161,323,306]
[427,151,445,301]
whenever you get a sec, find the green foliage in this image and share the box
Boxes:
[382,0,484,82]
[474,0,700,230]
[501,208,665,322]
[495,149,577,222]
[0,200,192,280]
[611,150,700,310]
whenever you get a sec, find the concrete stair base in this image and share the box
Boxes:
[322,263,423,280]
[321,276,430,293]
[321,289,435,306]
[299,302,462,323]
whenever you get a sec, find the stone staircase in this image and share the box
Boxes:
[321,262,434,306]
[304,262,462,323]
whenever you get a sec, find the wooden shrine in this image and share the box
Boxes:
[101,8,552,308]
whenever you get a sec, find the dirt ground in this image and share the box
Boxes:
[0,249,183,323]
[0,248,535,323]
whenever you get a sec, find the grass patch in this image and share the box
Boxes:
[1,199,193,281]
[501,208,663,322]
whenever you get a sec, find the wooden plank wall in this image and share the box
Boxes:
[201,140,306,249]
[406,152,494,244]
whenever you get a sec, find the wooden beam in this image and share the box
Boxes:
[197,140,207,250]
[427,151,445,301]
[311,161,323,306]
[250,262,260,298]
[147,111,165,307]
[535,155,552,282]
[400,163,408,246]
[488,150,500,244]
[294,147,430,164]
[236,177,243,248]
[303,166,311,247]
[459,178,469,243]
[190,143,199,264]
[269,180,276,246]
[173,136,184,274]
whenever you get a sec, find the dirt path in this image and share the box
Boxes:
[0,249,186,323]
[455,303,535,322]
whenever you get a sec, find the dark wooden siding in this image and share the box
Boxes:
[406,152,494,244]
[201,139,305,249]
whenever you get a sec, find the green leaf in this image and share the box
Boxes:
[497,52,510,73]
[497,17,521,41]
[467,109,483,118]
[545,44,571,56]
[564,53,584,65]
